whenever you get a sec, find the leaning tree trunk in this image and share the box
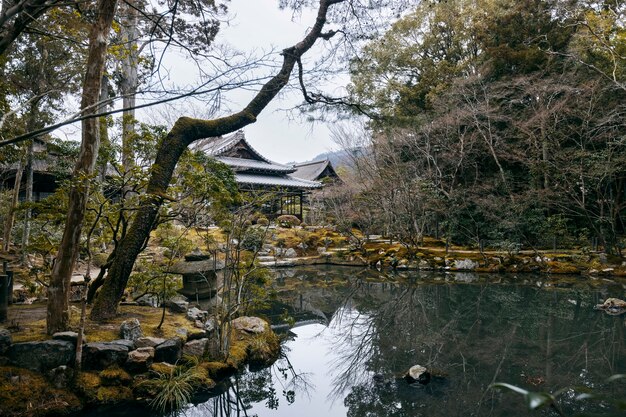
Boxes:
[46,0,118,334]
[89,0,343,320]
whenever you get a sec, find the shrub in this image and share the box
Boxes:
[240,226,267,252]
[256,216,269,226]
[276,215,300,228]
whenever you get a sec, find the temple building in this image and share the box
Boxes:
[194,131,323,220]
[292,158,342,184]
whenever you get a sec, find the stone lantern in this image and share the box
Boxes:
[168,249,225,300]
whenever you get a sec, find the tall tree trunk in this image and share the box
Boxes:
[46,0,118,334]
[89,0,342,320]
[3,154,24,252]
[119,0,139,176]
[20,139,33,265]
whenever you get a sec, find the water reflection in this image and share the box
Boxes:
[185,267,625,417]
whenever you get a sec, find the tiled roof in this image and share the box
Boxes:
[194,131,276,165]
[235,173,322,189]
[292,159,332,181]
[216,156,295,173]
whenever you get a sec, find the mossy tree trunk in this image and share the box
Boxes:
[46,0,118,334]
[89,0,344,320]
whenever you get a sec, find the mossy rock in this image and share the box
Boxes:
[74,372,102,403]
[150,362,175,375]
[546,261,580,274]
[247,332,281,369]
[199,361,233,380]
[0,366,82,417]
[192,366,216,391]
[226,340,249,369]
[96,385,133,404]
[132,375,160,400]
[99,366,132,386]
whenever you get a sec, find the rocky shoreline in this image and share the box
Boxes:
[0,312,280,417]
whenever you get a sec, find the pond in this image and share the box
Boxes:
[88,266,626,417]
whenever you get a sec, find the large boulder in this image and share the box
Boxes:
[0,328,11,355]
[135,336,166,348]
[404,365,431,385]
[8,340,75,372]
[83,342,130,370]
[231,316,268,334]
[165,299,189,313]
[182,338,208,358]
[52,331,83,345]
[126,347,155,373]
[120,318,143,341]
[154,338,183,364]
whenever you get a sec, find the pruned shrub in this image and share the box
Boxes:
[276,215,300,228]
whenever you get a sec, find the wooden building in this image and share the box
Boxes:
[194,131,322,219]
[292,159,341,184]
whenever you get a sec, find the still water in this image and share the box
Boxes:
[93,266,626,417]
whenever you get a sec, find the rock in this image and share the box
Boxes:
[187,307,208,322]
[404,365,431,384]
[182,338,208,358]
[0,328,11,355]
[52,331,82,345]
[286,248,298,257]
[175,328,188,339]
[134,336,166,349]
[187,328,207,342]
[594,298,626,315]
[453,259,479,270]
[9,340,75,372]
[231,316,268,334]
[47,365,74,389]
[165,298,189,313]
[120,318,143,341]
[110,339,136,349]
[83,342,130,370]
[154,338,183,364]
[204,317,217,333]
[126,347,154,373]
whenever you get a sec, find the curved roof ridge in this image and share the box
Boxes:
[294,158,330,167]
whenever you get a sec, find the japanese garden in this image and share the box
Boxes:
[0,0,625,416]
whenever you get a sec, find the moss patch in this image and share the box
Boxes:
[74,372,102,403]
[0,366,81,417]
[99,367,132,386]
[96,385,134,404]
[10,304,197,343]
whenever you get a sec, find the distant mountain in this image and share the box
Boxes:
[292,147,366,170]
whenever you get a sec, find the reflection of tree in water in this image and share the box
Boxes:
[322,274,625,417]
[184,267,625,417]
[187,353,313,417]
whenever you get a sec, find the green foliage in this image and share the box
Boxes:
[241,225,267,252]
[343,0,626,251]
[143,364,206,413]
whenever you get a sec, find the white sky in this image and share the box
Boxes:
[220,1,340,164]
[155,0,346,164]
